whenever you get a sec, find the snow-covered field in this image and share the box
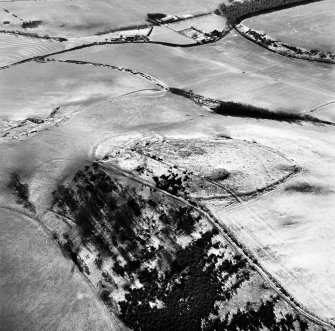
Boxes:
[206,118,335,321]
[244,0,335,52]
[1,0,335,328]
[0,208,116,331]
[0,34,64,67]
[51,31,335,115]
[0,0,223,38]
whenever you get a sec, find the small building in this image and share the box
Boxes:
[159,15,178,23]
[177,14,193,20]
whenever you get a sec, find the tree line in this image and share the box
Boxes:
[219,0,317,23]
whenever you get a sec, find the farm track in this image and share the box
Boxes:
[125,140,301,205]
[195,169,301,202]
[96,162,335,330]
[93,135,334,320]
[308,101,335,113]
[97,135,335,324]
[128,142,300,211]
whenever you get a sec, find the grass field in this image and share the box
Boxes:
[0,89,198,331]
[136,137,295,194]
[51,31,335,114]
[1,66,334,326]
[0,60,156,120]
[0,0,223,37]
[244,0,335,52]
[2,85,334,321]
[204,117,335,321]
[164,13,227,35]
[0,89,202,214]
[149,26,197,45]
[0,208,118,330]
[185,31,335,112]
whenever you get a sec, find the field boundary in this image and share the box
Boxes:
[169,87,335,126]
[0,29,67,42]
[43,58,168,90]
[216,0,334,64]
[235,24,335,65]
[0,28,234,71]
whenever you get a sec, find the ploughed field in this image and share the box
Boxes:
[243,0,335,52]
[0,34,64,67]
[1,0,335,330]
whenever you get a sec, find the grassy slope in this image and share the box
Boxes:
[0,208,117,331]
[0,60,156,120]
